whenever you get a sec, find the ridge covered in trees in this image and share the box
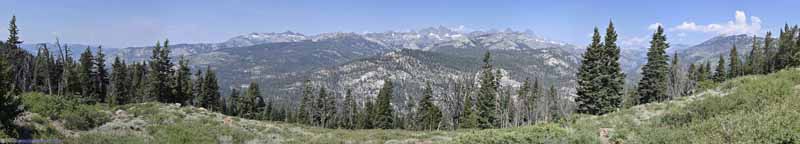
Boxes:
[3,15,800,139]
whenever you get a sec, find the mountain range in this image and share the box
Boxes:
[19,27,755,109]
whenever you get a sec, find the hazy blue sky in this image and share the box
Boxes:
[2,0,799,48]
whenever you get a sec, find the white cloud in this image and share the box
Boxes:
[669,10,762,35]
[648,23,663,30]
[620,35,649,49]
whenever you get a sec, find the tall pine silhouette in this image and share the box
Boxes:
[637,26,670,104]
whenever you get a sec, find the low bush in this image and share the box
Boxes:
[60,105,111,131]
[20,93,77,119]
[452,124,568,144]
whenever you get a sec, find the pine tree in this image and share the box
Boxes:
[517,78,531,124]
[668,52,686,98]
[599,21,625,114]
[703,61,712,81]
[343,89,357,129]
[713,55,727,82]
[375,79,395,129]
[200,66,221,111]
[190,69,204,106]
[0,57,22,136]
[417,82,442,130]
[576,27,604,115]
[227,88,240,116]
[78,47,96,103]
[746,35,763,75]
[4,15,32,93]
[360,99,376,129]
[763,32,774,74]
[239,81,262,119]
[546,84,560,121]
[728,45,741,78]
[130,62,150,103]
[459,94,479,129]
[148,40,176,103]
[95,46,109,102]
[296,80,313,125]
[318,87,335,128]
[32,45,52,93]
[109,57,130,105]
[774,25,796,70]
[476,52,498,129]
[638,26,670,104]
[174,56,192,105]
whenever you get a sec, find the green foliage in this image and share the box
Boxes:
[94,46,109,102]
[174,56,193,105]
[375,79,395,129]
[459,94,479,129]
[77,46,96,103]
[110,57,130,105]
[417,82,442,130]
[199,66,222,111]
[637,26,670,104]
[576,22,624,115]
[476,52,498,128]
[60,104,111,131]
[20,93,76,119]
[728,45,742,78]
[0,58,22,136]
[148,40,176,103]
[66,132,148,144]
[713,55,727,82]
[296,79,313,125]
[452,124,568,144]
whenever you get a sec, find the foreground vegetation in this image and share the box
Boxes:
[4,68,797,143]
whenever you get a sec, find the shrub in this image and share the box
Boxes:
[20,92,77,119]
[452,124,568,144]
[60,105,111,131]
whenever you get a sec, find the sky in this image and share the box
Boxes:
[2,0,800,48]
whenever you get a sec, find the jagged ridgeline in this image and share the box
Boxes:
[110,28,581,108]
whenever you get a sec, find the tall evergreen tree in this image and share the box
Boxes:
[599,21,625,114]
[227,88,240,116]
[94,46,109,102]
[375,79,395,129]
[459,94,479,129]
[476,52,498,129]
[296,80,313,125]
[32,45,54,93]
[638,26,670,104]
[109,57,130,105]
[77,47,96,102]
[774,25,796,70]
[318,87,335,128]
[546,84,560,121]
[240,81,262,119]
[728,45,742,78]
[713,55,727,82]
[763,32,774,73]
[200,66,221,111]
[517,78,531,124]
[343,89,357,129]
[4,15,32,93]
[174,56,193,105]
[130,62,149,103]
[0,57,22,136]
[575,27,603,114]
[190,69,204,106]
[148,40,176,103]
[417,82,442,130]
[746,35,763,75]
